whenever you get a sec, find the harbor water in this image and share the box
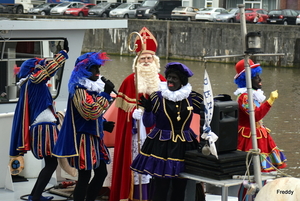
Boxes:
[102,55,300,178]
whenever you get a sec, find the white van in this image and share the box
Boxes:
[135,0,181,19]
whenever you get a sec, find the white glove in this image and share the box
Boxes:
[201,129,219,159]
[132,108,143,120]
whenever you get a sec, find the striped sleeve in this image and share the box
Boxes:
[73,88,110,120]
[191,91,204,114]
[30,51,68,84]
[150,92,160,113]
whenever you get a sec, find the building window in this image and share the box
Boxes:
[244,0,261,8]
[205,0,212,7]
[0,38,65,102]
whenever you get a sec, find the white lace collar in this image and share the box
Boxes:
[78,77,105,94]
[234,87,266,103]
[160,82,192,102]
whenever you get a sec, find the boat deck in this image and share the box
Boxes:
[0,178,238,201]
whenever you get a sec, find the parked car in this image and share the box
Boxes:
[28,3,58,15]
[109,3,140,18]
[236,8,268,23]
[50,2,84,15]
[267,9,299,25]
[296,10,300,25]
[195,7,226,21]
[214,8,239,23]
[64,3,95,17]
[88,2,121,17]
[171,6,200,21]
[136,0,181,20]
[297,14,300,25]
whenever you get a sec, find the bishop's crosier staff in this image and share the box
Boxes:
[127,31,144,201]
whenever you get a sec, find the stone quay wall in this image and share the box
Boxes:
[82,19,300,67]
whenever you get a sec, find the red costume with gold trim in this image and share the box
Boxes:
[236,92,287,171]
[234,59,287,172]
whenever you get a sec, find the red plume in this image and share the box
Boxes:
[13,64,20,76]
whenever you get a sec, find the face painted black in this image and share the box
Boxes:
[167,72,182,91]
[88,65,100,81]
[252,74,262,90]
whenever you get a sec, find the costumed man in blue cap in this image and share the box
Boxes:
[234,59,287,201]
[53,51,115,201]
[9,40,69,201]
[131,62,204,201]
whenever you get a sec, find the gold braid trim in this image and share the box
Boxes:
[151,92,160,113]
[33,65,51,83]
[191,91,203,110]
[73,89,90,120]
[30,53,66,84]
[73,88,108,120]
[115,96,136,113]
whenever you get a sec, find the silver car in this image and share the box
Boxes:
[109,3,141,18]
[50,2,84,15]
[214,8,239,23]
[88,2,121,17]
[28,3,58,15]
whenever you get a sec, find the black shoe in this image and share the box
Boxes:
[28,195,54,201]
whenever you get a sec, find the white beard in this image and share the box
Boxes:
[133,55,161,95]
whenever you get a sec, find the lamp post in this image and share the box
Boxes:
[246,32,262,54]
[240,6,263,190]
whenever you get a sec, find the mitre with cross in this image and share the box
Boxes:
[134,27,158,55]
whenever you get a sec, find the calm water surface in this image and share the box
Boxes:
[102,55,300,178]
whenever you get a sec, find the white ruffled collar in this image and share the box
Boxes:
[160,82,192,102]
[234,87,266,103]
[78,77,105,94]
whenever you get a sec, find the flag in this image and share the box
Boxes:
[201,69,218,158]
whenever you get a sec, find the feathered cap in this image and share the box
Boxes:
[68,51,110,96]
[17,58,44,78]
[134,27,157,55]
[234,59,262,88]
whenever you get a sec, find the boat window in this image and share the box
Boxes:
[0,38,66,103]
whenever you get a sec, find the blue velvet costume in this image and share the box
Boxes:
[10,50,68,159]
[53,85,111,170]
[53,52,112,170]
